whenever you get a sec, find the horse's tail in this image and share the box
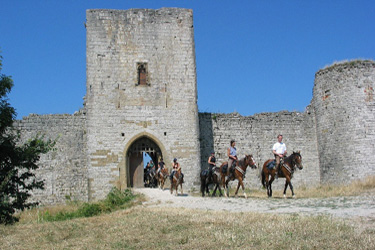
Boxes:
[261,169,266,188]
[200,172,206,197]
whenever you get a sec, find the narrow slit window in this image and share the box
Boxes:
[137,63,148,86]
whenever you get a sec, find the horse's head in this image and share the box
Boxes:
[245,154,257,169]
[292,151,303,170]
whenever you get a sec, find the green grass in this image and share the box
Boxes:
[38,188,137,222]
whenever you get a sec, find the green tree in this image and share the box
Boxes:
[0,53,55,224]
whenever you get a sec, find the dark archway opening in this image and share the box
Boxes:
[127,137,162,188]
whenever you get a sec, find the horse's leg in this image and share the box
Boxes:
[265,173,271,197]
[222,175,228,197]
[286,175,295,198]
[225,179,230,197]
[290,182,295,198]
[218,184,223,197]
[240,177,247,199]
[180,182,183,195]
[235,180,240,198]
[283,181,288,198]
[206,177,210,195]
[283,175,294,198]
[201,177,205,197]
[212,184,216,197]
[269,172,275,197]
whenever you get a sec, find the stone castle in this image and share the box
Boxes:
[15,8,375,204]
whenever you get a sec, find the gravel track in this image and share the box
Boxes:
[135,188,375,229]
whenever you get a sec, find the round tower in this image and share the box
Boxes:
[312,60,375,184]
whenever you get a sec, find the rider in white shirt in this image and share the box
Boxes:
[272,134,287,177]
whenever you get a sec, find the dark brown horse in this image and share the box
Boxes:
[200,167,223,197]
[261,151,303,198]
[219,155,257,198]
[156,167,169,190]
[170,168,183,196]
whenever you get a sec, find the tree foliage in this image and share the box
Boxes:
[0,53,55,224]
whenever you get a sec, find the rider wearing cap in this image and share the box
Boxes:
[170,158,183,181]
[207,151,216,181]
[157,157,165,174]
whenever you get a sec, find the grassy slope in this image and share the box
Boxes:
[1,177,375,250]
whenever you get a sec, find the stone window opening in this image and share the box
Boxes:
[137,63,149,86]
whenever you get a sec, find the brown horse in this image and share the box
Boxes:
[261,151,303,198]
[170,168,183,196]
[219,155,257,198]
[200,167,223,197]
[156,167,169,190]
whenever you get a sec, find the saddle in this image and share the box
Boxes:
[266,160,276,170]
[202,169,209,176]
[222,162,236,174]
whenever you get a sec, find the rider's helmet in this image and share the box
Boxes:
[173,158,177,162]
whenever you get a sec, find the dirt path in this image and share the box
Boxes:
[134,188,375,229]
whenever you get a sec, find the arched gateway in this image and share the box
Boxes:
[126,137,162,188]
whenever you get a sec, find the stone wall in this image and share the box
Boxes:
[14,112,87,204]
[313,60,375,184]
[199,107,321,189]
[85,8,201,199]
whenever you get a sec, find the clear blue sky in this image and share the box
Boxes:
[1,0,374,119]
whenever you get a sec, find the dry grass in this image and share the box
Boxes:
[1,206,374,250]
[210,175,375,199]
[1,178,374,249]
[296,176,375,198]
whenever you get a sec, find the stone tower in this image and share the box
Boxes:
[313,60,375,184]
[85,8,201,199]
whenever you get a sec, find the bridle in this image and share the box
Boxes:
[235,155,257,175]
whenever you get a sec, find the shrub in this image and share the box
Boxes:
[39,188,136,222]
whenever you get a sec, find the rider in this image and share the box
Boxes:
[207,151,216,182]
[170,158,183,182]
[149,160,155,171]
[227,140,238,178]
[272,134,287,178]
[144,161,151,175]
[157,157,165,174]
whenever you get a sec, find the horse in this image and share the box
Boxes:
[200,167,223,197]
[170,168,183,196]
[156,167,169,190]
[261,151,303,198]
[219,155,257,198]
[144,168,157,188]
